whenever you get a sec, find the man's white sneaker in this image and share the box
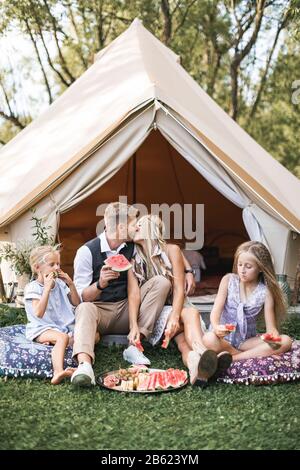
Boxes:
[71,361,96,387]
[123,345,151,365]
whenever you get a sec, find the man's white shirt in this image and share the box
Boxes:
[74,231,129,300]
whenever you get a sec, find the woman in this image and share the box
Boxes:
[127,214,222,385]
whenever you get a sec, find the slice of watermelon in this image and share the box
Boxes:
[104,254,132,272]
[135,340,144,352]
[148,372,158,390]
[225,323,236,332]
[162,332,170,349]
[165,369,179,388]
[261,333,281,344]
[155,372,167,390]
[174,370,188,385]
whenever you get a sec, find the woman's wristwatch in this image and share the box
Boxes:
[184,268,194,275]
[96,280,102,290]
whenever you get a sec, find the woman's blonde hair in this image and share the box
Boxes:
[135,215,173,280]
[233,241,286,325]
[30,244,61,276]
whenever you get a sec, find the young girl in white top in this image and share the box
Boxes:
[24,245,80,384]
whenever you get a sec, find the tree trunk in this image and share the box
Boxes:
[161,0,172,45]
[0,270,7,303]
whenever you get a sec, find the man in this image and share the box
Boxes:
[71,202,173,387]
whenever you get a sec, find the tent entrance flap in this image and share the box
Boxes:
[59,130,248,276]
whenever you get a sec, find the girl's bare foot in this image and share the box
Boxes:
[51,368,76,385]
[187,351,201,385]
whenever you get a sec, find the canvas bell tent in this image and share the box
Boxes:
[0,18,299,283]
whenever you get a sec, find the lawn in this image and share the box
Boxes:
[1,305,300,450]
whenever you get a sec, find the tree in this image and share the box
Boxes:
[0,0,299,178]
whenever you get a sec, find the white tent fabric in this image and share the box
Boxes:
[8,105,155,240]
[154,107,274,261]
[0,18,299,279]
[6,103,289,273]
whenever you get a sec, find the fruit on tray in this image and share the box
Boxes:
[136,369,188,391]
[103,367,188,391]
[103,374,120,388]
[104,254,132,272]
[128,365,149,374]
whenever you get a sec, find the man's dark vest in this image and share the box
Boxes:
[85,237,134,302]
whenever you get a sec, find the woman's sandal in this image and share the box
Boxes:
[198,349,218,381]
[209,351,233,382]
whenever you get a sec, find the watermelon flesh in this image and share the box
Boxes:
[225,323,236,332]
[135,340,144,352]
[261,333,281,343]
[162,332,170,349]
[104,254,132,272]
[136,369,187,391]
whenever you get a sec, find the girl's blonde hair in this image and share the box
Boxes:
[135,215,173,280]
[30,244,61,276]
[233,241,286,325]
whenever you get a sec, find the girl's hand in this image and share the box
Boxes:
[213,324,229,338]
[58,270,73,286]
[267,329,280,338]
[44,272,55,290]
[165,314,180,339]
[127,325,140,346]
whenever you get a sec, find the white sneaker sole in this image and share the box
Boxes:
[71,373,95,387]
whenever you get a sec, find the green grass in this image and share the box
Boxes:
[1,306,300,450]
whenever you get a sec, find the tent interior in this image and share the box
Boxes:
[58,130,248,294]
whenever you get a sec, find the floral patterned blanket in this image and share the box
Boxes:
[0,325,76,379]
[217,340,300,385]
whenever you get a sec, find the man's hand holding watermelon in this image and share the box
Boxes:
[98,265,120,289]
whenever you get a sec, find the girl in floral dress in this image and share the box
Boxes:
[202,241,292,361]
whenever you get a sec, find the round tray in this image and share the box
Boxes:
[97,368,188,393]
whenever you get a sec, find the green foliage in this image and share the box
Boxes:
[30,209,55,246]
[246,38,300,178]
[0,0,299,176]
[0,241,33,276]
[0,304,26,327]
[0,210,55,275]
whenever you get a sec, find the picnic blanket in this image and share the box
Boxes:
[0,324,76,379]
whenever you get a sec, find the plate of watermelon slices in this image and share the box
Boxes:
[97,365,188,393]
